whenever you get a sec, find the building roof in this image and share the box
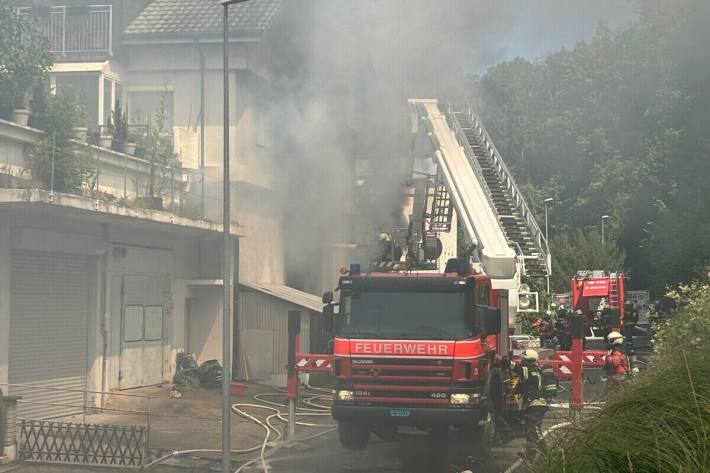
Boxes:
[125,0,283,36]
[240,282,322,314]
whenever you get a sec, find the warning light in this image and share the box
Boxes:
[338,267,349,275]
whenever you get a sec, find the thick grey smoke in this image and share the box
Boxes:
[266,0,636,293]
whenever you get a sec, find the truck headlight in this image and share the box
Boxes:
[336,390,354,401]
[450,393,481,405]
[450,393,470,405]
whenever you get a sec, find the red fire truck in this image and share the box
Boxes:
[570,271,626,337]
[321,259,505,456]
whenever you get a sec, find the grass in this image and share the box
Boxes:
[530,283,710,473]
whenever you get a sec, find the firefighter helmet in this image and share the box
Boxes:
[522,349,539,362]
[607,331,624,345]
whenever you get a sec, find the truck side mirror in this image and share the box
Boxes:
[483,308,501,335]
[322,303,334,333]
[322,291,334,304]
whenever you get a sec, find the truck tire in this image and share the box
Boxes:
[338,422,370,450]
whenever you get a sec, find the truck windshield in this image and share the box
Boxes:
[337,290,475,341]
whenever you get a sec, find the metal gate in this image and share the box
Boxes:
[9,250,90,419]
[18,420,145,468]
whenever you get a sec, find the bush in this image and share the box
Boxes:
[531,283,710,473]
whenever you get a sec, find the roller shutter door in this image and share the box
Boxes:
[9,250,90,419]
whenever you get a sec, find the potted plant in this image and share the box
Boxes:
[71,126,88,143]
[1,3,53,126]
[11,85,31,127]
[98,126,113,148]
[110,101,128,153]
[124,131,138,156]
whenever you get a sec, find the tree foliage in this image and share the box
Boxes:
[473,0,710,294]
[0,0,53,108]
[28,89,92,193]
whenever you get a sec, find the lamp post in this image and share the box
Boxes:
[220,1,249,472]
[601,215,609,245]
[544,197,554,294]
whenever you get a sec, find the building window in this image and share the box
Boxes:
[124,305,144,342]
[103,77,113,126]
[144,306,163,341]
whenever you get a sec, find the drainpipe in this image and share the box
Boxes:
[193,38,206,218]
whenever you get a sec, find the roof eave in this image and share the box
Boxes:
[122,29,265,46]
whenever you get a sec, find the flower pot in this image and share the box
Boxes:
[11,109,30,127]
[230,381,248,397]
[124,142,137,156]
[71,127,88,143]
[98,135,113,149]
[112,139,126,153]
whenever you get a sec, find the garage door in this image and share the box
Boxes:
[9,250,90,419]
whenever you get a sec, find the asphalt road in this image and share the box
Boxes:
[259,368,614,473]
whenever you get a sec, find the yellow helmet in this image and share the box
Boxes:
[607,331,624,345]
[522,349,539,362]
[378,233,390,242]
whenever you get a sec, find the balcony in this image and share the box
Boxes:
[18,5,112,58]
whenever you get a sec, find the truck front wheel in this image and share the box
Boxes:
[338,422,370,450]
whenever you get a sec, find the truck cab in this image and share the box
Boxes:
[324,266,504,455]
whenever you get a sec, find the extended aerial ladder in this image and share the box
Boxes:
[408,99,551,334]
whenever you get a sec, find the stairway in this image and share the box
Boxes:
[451,109,549,278]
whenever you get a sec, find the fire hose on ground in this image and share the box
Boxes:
[144,386,335,472]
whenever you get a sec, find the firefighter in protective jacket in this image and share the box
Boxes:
[604,331,628,383]
[512,349,558,452]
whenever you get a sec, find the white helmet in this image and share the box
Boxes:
[607,331,624,345]
[522,349,539,362]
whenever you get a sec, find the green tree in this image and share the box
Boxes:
[473,0,710,294]
[549,231,625,293]
[28,90,92,193]
[0,0,53,109]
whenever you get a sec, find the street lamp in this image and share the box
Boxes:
[221,1,249,472]
[601,215,609,245]
[544,198,554,294]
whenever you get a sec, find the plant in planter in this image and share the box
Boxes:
[110,101,128,153]
[98,124,113,149]
[141,91,176,210]
[0,0,53,125]
[28,89,93,193]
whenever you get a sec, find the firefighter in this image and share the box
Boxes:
[604,331,628,385]
[513,349,557,454]
[537,314,554,349]
[378,232,402,262]
[556,308,572,350]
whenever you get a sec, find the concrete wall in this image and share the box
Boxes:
[126,41,286,287]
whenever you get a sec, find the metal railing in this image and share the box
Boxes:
[459,103,551,276]
[18,5,112,56]
[443,103,501,222]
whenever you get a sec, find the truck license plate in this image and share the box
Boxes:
[390,409,410,417]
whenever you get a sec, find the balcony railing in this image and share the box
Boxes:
[18,5,112,56]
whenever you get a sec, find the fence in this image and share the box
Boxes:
[19,420,145,468]
[18,5,113,56]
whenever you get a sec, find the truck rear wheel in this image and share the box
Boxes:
[338,422,370,450]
